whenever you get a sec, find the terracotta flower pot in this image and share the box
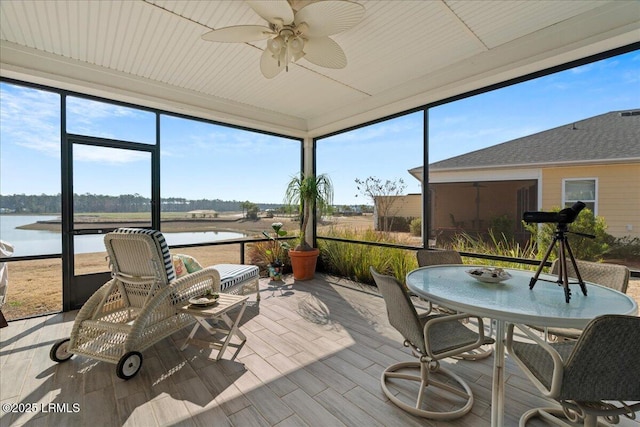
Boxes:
[288,248,320,281]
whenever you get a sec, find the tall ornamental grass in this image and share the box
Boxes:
[318,228,417,285]
[449,230,539,270]
[319,227,550,285]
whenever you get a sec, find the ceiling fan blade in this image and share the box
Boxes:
[294,0,365,37]
[246,0,294,26]
[303,37,347,69]
[202,25,273,42]
[260,48,285,79]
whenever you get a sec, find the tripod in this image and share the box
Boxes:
[529,223,592,303]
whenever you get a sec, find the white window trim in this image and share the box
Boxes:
[562,177,598,216]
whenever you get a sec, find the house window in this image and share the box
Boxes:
[563,179,597,214]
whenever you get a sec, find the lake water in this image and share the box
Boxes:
[0,215,246,257]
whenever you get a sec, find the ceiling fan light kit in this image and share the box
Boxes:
[202,0,365,78]
[266,27,305,71]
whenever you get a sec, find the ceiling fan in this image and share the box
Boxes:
[201,0,365,79]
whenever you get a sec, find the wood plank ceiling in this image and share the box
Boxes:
[1,0,638,137]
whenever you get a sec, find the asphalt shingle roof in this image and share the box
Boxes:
[430,110,640,170]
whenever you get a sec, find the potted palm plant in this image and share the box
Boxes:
[284,173,333,280]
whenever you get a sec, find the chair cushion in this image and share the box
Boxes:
[173,254,204,278]
[213,264,259,292]
[172,255,188,278]
[114,228,175,282]
[176,254,203,274]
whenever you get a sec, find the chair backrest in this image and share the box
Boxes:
[0,240,15,307]
[104,228,176,285]
[561,315,640,402]
[416,249,462,267]
[551,259,629,293]
[370,267,426,354]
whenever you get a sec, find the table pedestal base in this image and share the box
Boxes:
[491,320,506,427]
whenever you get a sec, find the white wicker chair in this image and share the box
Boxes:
[0,240,15,328]
[50,228,221,379]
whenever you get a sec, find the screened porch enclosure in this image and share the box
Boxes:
[429,180,537,246]
[1,0,639,318]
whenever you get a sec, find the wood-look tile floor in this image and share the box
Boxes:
[1,274,638,427]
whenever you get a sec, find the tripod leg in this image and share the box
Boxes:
[563,285,571,304]
[564,239,587,296]
[530,235,558,290]
[558,239,572,303]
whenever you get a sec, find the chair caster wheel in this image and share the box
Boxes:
[50,338,73,362]
[116,351,142,380]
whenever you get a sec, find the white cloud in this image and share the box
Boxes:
[0,86,152,163]
[569,63,594,74]
[73,144,148,163]
[0,85,61,157]
[66,96,146,138]
[164,125,296,156]
[323,113,422,146]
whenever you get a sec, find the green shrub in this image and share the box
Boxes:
[246,206,259,220]
[605,235,640,259]
[410,218,421,236]
[523,207,609,261]
[489,214,514,241]
[378,216,413,232]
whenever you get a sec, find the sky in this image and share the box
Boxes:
[1,50,639,206]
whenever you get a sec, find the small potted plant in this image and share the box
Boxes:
[284,173,333,280]
[262,222,290,281]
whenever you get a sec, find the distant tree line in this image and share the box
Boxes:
[0,193,283,214]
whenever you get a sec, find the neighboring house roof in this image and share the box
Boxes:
[416,110,640,175]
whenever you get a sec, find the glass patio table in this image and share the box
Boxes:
[406,265,638,427]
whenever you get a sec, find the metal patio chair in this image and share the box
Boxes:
[532,259,630,341]
[371,266,492,420]
[416,249,494,360]
[416,249,464,314]
[506,315,640,426]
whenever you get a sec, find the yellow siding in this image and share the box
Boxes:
[542,164,640,238]
[375,195,422,218]
[400,194,422,218]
